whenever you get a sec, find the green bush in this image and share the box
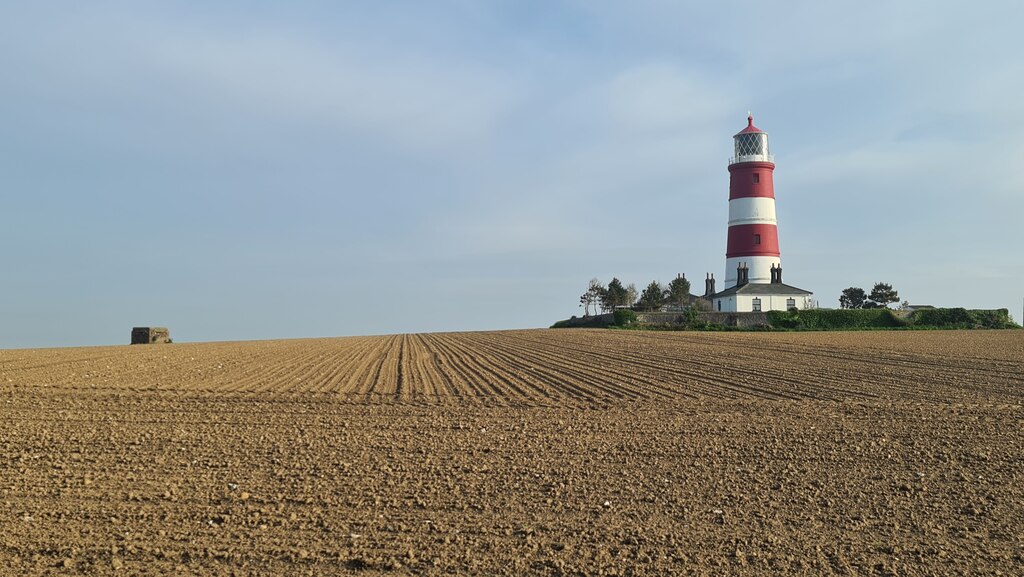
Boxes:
[766,307,1017,330]
[911,307,1016,329]
[766,308,905,330]
[910,307,972,327]
[613,308,638,327]
[766,309,800,329]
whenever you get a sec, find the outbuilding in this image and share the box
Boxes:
[131,327,171,344]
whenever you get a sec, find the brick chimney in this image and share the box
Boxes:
[704,273,716,297]
[736,263,749,286]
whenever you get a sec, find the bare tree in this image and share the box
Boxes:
[579,278,604,316]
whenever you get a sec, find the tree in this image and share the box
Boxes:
[839,287,867,309]
[638,281,666,311]
[601,278,628,311]
[579,278,604,316]
[579,292,591,316]
[625,283,638,308]
[868,282,899,309]
[666,274,692,309]
[690,297,712,312]
[840,283,900,309]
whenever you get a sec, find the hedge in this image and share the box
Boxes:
[766,308,904,330]
[910,307,1015,329]
[767,308,1016,330]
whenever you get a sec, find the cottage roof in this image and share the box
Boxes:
[712,282,813,298]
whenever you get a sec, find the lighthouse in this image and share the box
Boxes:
[725,114,779,288]
[708,115,814,313]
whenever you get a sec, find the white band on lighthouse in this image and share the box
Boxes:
[725,256,781,287]
[728,197,777,226]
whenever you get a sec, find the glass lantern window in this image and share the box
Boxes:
[734,133,768,158]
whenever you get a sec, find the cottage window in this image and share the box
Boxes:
[752,298,762,312]
[787,298,796,310]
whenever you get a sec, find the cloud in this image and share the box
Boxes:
[148,33,523,153]
[1,4,526,157]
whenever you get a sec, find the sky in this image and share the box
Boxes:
[2,1,1022,348]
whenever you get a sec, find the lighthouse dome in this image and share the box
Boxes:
[730,114,773,164]
[735,113,765,135]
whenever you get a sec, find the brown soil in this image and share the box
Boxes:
[1,329,1022,575]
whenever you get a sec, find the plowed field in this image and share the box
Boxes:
[2,329,1022,575]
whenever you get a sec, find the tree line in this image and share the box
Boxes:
[580,278,906,314]
[839,283,900,309]
[580,275,697,315]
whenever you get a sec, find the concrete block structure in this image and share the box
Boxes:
[131,327,171,345]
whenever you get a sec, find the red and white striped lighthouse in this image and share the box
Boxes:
[724,114,781,288]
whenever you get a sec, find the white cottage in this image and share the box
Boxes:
[707,264,813,313]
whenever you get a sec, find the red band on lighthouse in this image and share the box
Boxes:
[726,224,780,258]
[728,162,776,200]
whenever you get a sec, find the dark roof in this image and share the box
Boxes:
[711,282,813,298]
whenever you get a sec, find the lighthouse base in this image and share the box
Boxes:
[725,256,780,288]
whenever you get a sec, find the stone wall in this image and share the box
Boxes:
[699,312,770,328]
[635,312,770,328]
[553,314,614,328]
